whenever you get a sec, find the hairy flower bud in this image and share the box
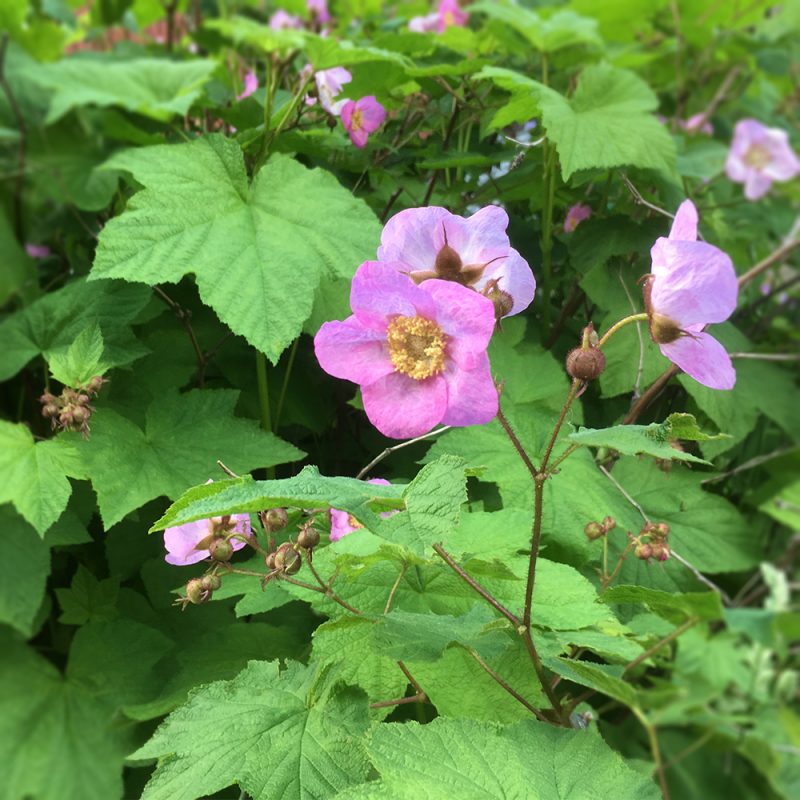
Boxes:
[274,543,302,575]
[42,403,60,418]
[651,522,670,539]
[265,551,277,570]
[602,516,617,532]
[297,526,321,550]
[202,574,222,591]
[650,542,670,562]
[486,286,514,319]
[566,346,606,381]
[265,508,289,532]
[85,375,106,395]
[71,406,89,424]
[208,538,234,562]
[635,542,654,561]
[185,577,209,605]
[76,393,91,406]
[584,521,606,541]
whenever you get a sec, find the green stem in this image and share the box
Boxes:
[273,336,298,432]
[255,351,275,479]
[597,313,648,349]
[632,707,670,800]
[540,143,557,331]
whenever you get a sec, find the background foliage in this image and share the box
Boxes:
[1,1,798,798]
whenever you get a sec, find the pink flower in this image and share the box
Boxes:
[409,12,439,32]
[563,203,591,233]
[681,113,713,136]
[269,9,303,29]
[341,95,386,148]
[25,243,50,259]
[315,66,352,115]
[436,0,468,32]
[314,261,498,439]
[725,119,800,201]
[377,205,535,318]
[643,200,738,390]
[164,511,252,566]
[330,478,396,541]
[307,0,331,23]
[237,70,258,101]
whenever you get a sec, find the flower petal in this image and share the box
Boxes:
[350,261,437,329]
[164,520,212,566]
[420,279,495,368]
[314,316,394,385]
[357,96,386,133]
[330,508,357,541]
[744,171,773,201]
[650,240,737,326]
[456,205,512,265]
[377,206,452,271]
[668,199,698,242]
[441,353,498,427]
[362,372,446,438]
[659,331,736,390]
[479,246,536,316]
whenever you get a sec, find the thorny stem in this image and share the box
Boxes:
[495,408,537,478]
[466,647,550,722]
[596,313,649,349]
[539,379,581,474]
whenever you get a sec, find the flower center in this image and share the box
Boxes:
[350,109,363,132]
[649,312,684,344]
[386,315,447,380]
[744,143,771,169]
[346,515,364,530]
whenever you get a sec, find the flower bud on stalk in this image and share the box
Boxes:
[584,521,606,541]
[297,526,321,550]
[208,538,234,562]
[566,323,606,381]
[185,577,210,605]
[265,508,289,532]
[274,542,302,575]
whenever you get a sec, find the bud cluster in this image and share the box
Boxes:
[584,515,617,541]
[178,573,221,609]
[633,522,670,562]
[39,375,106,438]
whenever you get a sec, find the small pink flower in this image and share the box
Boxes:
[307,0,331,23]
[436,0,468,32]
[269,9,304,29]
[237,70,258,101]
[681,113,713,136]
[315,66,352,115]
[25,243,50,259]
[409,12,439,32]
[164,481,252,565]
[643,200,738,390]
[725,119,800,201]
[563,203,591,233]
[341,96,386,148]
[314,262,498,439]
[330,478,396,541]
[377,205,535,318]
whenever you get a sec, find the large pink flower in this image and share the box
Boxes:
[164,512,252,566]
[341,96,386,148]
[314,66,352,115]
[377,205,535,318]
[644,200,738,390]
[330,478,396,541]
[314,262,498,438]
[725,119,800,201]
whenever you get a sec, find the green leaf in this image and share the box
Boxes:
[133,661,372,800]
[0,507,50,636]
[151,464,405,534]
[0,277,151,382]
[568,413,725,464]
[23,56,217,123]
[480,63,675,179]
[338,717,660,799]
[79,388,304,529]
[91,137,381,362]
[55,565,120,625]
[0,633,128,800]
[47,323,108,387]
[543,657,639,708]
[0,421,83,535]
[602,585,723,623]
[206,16,306,53]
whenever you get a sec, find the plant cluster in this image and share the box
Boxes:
[1,1,798,799]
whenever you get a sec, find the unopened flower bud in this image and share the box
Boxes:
[265,508,289,532]
[59,410,74,426]
[42,403,59,418]
[185,577,209,605]
[635,542,654,561]
[584,521,606,541]
[71,406,89,424]
[566,346,606,381]
[209,538,234,562]
[274,542,301,575]
[651,522,670,539]
[202,574,222,591]
[297,526,320,550]
[486,286,514,319]
[39,392,58,405]
[265,552,277,570]
[650,542,670,562]
[602,516,616,532]
[76,394,91,406]
[86,375,106,394]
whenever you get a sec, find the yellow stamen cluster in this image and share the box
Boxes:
[744,143,771,169]
[386,315,447,380]
[350,109,364,132]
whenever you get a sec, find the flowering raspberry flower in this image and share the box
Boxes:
[341,96,386,148]
[237,70,258,101]
[330,478,396,541]
[164,483,252,565]
[643,200,738,390]
[307,0,331,23]
[377,205,535,318]
[681,113,713,136]
[409,0,468,32]
[563,203,591,233]
[725,119,800,201]
[314,261,498,438]
[314,66,352,115]
[269,9,303,29]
